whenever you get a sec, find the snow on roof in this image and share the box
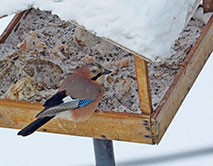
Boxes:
[0,0,201,63]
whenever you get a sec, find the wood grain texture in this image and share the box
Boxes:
[134,55,153,115]
[152,16,213,144]
[203,0,213,13]
[0,10,26,43]
[0,99,153,144]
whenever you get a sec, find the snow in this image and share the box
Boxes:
[0,53,212,166]
[0,0,201,62]
[0,14,14,35]
[0,0,32,16]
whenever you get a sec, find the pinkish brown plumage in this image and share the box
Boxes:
[18,63,111,136]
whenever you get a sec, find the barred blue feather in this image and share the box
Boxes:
[78,99,93,107]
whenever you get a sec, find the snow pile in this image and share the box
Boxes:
[0,0,201,62]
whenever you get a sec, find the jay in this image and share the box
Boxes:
[18,63,111,136]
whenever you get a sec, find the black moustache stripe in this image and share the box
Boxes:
[91,73,102,81]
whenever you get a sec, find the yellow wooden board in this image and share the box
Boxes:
[152,16,213,144]
[134,55,152,115]
[0,99,153,144]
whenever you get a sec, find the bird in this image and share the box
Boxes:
[17,63,111,136]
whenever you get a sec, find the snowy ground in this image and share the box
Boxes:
[0,7,213,166]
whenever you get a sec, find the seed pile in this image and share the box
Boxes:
[0,8,206,113]
[0,8,141,113]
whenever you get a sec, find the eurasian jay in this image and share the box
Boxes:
[17,63,111,136]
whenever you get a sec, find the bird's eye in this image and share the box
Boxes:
[91,69,97,74]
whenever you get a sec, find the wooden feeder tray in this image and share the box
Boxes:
[0,8,212,144]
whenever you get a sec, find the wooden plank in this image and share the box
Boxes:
[0,10,26,43]
[203,0,213,13]
[152,16,213,144]
[0,99,153,144]
[134,55,153,115]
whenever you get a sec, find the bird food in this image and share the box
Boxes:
[0,8,206,113]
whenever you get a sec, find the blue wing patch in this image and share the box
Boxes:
[78,99,93,107]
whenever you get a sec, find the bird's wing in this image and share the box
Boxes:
[36,91,93,118]
[36,100,79,118]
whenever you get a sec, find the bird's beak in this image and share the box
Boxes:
[101,69,112,75]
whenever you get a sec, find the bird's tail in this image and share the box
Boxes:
[17,116,54,136]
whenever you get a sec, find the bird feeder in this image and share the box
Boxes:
[0,6,212,145]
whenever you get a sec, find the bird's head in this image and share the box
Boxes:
[81,63,111,85]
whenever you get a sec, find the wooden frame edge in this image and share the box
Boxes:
[0,99,154,144]
[134,55,153,115]
[152,16,213,144]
